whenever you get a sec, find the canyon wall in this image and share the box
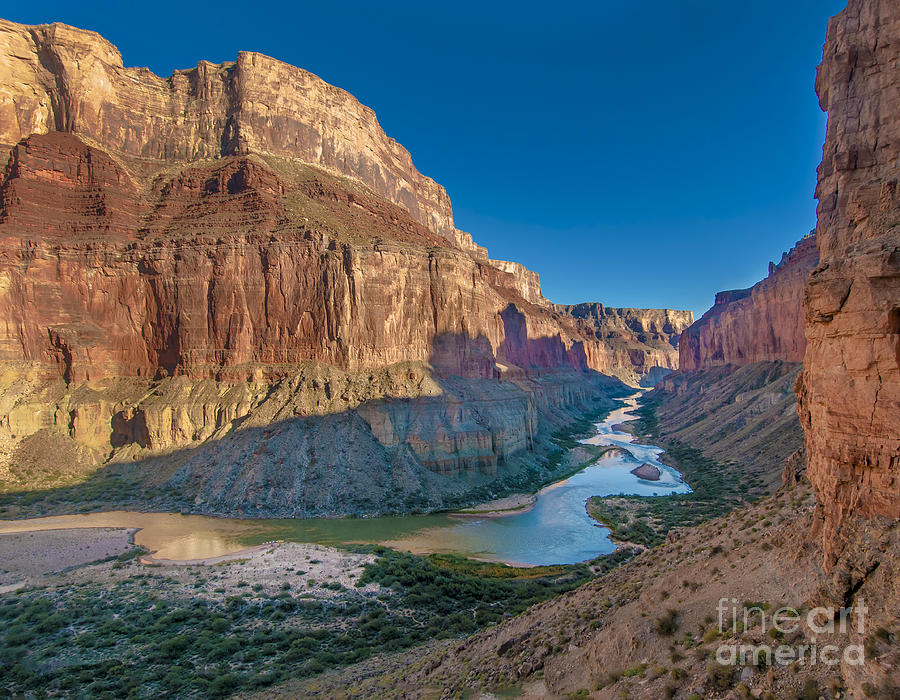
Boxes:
[0,130,632,503]
[556,304,693,385]
[0,131,689,388]
[0,19,457,239]
[679,233,818,370]
[0,19,692,508]
[799,0,900,567]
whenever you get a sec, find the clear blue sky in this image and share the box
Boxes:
[7,0,847,317]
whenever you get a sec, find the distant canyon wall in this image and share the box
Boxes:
[679,233,818,371]
[555,304,693,384]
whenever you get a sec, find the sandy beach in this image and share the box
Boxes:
[449,492,537,518]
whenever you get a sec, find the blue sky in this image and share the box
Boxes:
[6,1,847,316]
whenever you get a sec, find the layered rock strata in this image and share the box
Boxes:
[0,19,692,508]
[679,233,819,370]
[554,304,693,385]
[799,0,900,568]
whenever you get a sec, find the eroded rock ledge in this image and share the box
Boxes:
[0,21,692,508]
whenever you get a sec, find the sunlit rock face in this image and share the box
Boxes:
[678,233,818,371]
[798,0,900,568]
[0,19,693,506]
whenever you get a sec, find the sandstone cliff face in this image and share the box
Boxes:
[679,233,818,370]
[0,19,456,239]
[0,132,688,388]
[800,0,900,568]
[0,20,692,508]
[555,304,693,385]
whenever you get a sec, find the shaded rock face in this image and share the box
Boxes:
[0,20,693,506]
[553,304,693,384]
[800,0,900,568]
[679,233,819,370]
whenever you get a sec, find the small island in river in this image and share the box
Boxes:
[630,462,661,481]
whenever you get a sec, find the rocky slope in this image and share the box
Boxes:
[679,233,818,370]
[799,0,900,571]
[651,361,806,493]
[0,19,692,509]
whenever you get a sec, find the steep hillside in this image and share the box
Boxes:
[647,361,805,493]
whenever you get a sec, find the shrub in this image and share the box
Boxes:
[800,678,819,700]
[209,672,238,697]
[706,661,733,689]
[159,634,191,658]
[622,663,647,678]
[654,609,679,636]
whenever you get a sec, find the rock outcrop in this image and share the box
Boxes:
[629,463,660,481]
[679,233,819,370]
[0,19,455,239]
[0,19,693,509]
[799,0,900,568]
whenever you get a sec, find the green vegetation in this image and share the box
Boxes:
[586,395,754,547]
[0,475,176,518]
[706,661,734,690]
[356,547,598,627]
[0,545,636,698]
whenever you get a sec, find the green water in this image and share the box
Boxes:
[0,395,689,565]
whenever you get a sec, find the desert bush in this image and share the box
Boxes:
[654,608,680,636]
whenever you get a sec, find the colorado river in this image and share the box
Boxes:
[0,394,689,566]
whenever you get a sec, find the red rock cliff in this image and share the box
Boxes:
[679,233,819,370]
[0,19,692,389]
[0,20,693,505]
[0,19,458,239]
[799,0,900,567]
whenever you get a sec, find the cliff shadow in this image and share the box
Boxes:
[0,322,629,520]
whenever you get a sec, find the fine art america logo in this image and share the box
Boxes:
[715,598,866,667]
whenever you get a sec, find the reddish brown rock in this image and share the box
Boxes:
[799,0,900,568]
[0,130,690,388]
[630,463,660,481]
[0,22,693,502]
[0,19,455,239]
[679,233,818,370]
[554,304,693,384]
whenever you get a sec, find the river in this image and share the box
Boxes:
[0,394,689,566]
